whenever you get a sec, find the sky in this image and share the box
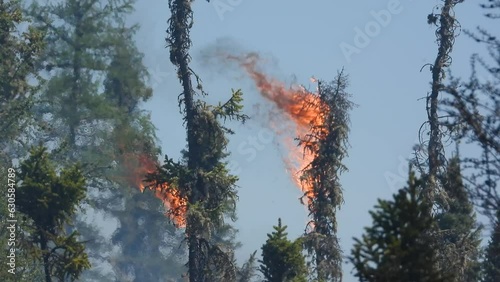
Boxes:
[124,1,492,281]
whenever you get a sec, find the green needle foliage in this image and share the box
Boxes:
[16,146,90,282]
[27,0,135,163]
[350,170,447,282]
[300,70,354,282]
[237,250,259,282]
[483,209,500,282]
[0,1,46,280]
[435,155,482,280]
[158,0,248,281]
[0,0,44,164]
[0,167,45,281]
[104,29,186,281]
[441,0,499,222]
[152,89,246,281]
[24,1,186,279]
[259,218,307,282]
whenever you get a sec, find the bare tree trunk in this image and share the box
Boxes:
[424,0,460,212]
[167,1,203,281]
[39,231,52,282]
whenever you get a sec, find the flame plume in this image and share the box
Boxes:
[123,152,187,228]
[223,53,329,207]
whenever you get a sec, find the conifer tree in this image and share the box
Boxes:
[414,1,475,277]
[237,251,259,282]
[350,170,446,282]
[441,0,499,222]
[300,71,354,281]
[153,0,248,281]
[0,1,45,280]
[435,155,482,280]
[416,0,463,212]
[483,208,500,282]
[104,30,186,281]
[25,1,185,280]
[259,218,307,282]
[16,146,90,282]
[0,168,45,281]
[0,0,44,164]
[27,0,135,165]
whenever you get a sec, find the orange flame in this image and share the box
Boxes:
[123,152,187,228]
[224,53,328,207]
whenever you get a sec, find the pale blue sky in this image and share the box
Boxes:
[126,1,491,280]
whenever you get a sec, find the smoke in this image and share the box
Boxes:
[198,37,292,131]
[198,38,326,209]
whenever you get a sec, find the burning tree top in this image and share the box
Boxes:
[222,52,332,209]
[123,152,188,228]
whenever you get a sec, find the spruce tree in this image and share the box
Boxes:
[440,0,499,222]
[484,208,500,282]
[237,251,259,282]
[0,167,45,281]
[27,0,135,165]
[300,71,354,281]
[419,0,463,210]
[350,169,446,282]
[26,1,185,280]
[0,1,45,279]
[154,0,248,281]
[259,218,307,282]
[435,155,482,280]
[415,1,472,278]
[0,0,44,164]
[151,88,246,280]
[16,146,90,282]
[104,30,186,281]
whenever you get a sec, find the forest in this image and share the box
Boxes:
[0,0,499,281]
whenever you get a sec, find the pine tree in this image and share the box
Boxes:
[483,208,500,282]
[16,146,90,282]
[259,218,307,282]
[350,169,447,282]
